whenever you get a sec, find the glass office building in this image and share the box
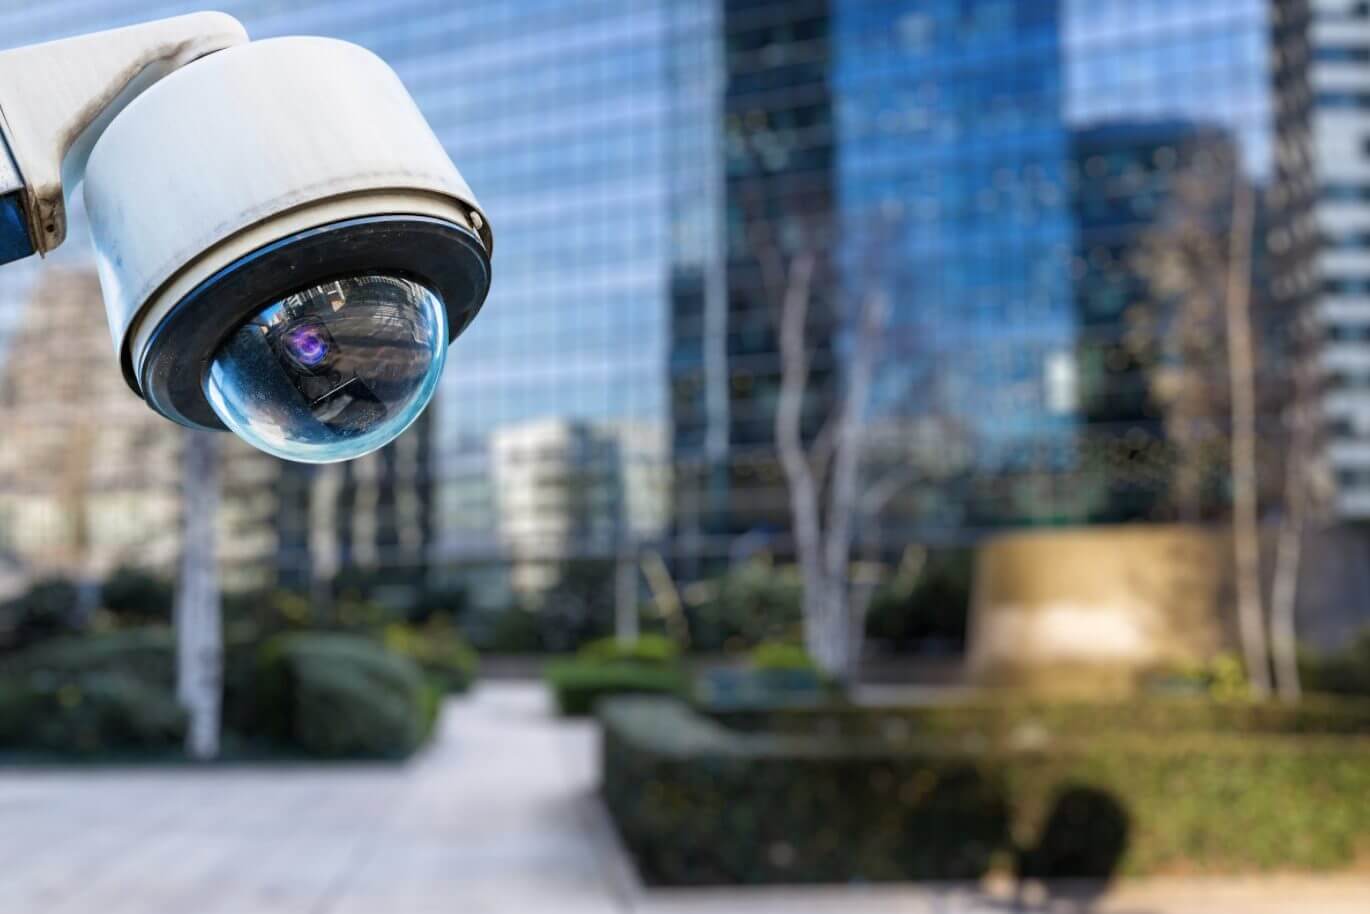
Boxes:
[832,0,1299,542]
[0,1,1325,596]
[0,0,685,603]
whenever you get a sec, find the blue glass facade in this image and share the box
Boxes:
[835,0,1077,534]
[833,0,1283,535]
[0,0,1309,594]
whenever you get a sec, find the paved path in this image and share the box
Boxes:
[0,683,1366,914]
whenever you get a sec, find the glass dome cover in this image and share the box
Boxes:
[204,274,448,463]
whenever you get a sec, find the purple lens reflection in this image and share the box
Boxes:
[285,324,329,367]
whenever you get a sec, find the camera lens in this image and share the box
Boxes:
[281,322,333,371]
[203,274,448,463]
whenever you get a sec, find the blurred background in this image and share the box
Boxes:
[2,0,1370,909]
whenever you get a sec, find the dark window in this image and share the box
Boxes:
[1317,46,1370,63]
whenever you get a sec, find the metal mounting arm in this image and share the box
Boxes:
[0,12,248,265]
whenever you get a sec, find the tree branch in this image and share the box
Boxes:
[774,250,823,582]
[823,286,886,583]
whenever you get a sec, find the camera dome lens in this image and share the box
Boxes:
[203,275,448,463]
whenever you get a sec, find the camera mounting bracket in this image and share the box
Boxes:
[0,12,247,264]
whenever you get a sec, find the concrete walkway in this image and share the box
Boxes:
[0,683,1366,914]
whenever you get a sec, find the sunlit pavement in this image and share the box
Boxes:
[0,683,1366,914]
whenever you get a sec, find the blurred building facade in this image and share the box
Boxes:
[0,1,1361,611]
[1312,0,1370,518]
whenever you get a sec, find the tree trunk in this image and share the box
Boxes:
[803,582,853,685]
[1224,178,1271,696]
[175,430,222,760]
[614,546,639,644]
[1270,384,1311,702]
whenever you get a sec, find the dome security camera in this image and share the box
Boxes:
[0,13,492,463]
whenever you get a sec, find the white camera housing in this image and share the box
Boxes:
[0,13,492,462]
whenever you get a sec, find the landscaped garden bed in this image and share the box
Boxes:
[600,695,1370,885]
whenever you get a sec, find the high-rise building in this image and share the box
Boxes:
[0,0,684,600]
[1310,0,1370,517]
[0,1,1341,604]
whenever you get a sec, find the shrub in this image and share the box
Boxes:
[0,577,84,651]
[749,641,818,673]
[1303,630,1370,697]
[383,622,479,693]
[1145,651,1251,701]
[601,698,1007,884]
[685,560,803,652]
[577,634,680,667]
[468,605,544,653]
[0,671,185,755]
[99,566,174,626]
[601,697,1370,885]
[544,660,687,716]
[253,632,432,758]
[864,549,972,652]
[1,627,177,688]
[692,642,832,711]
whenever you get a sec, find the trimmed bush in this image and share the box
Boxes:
[254,632,433,758]
[545,660,687,716]
[577,634,680,667]
[601,699,1007,884]
[707,694,1370,738]
[601,696,1370,885]
[1,627,177,688]
[383,622,479,694]
[694,643,833,712]
[0,671,185,755]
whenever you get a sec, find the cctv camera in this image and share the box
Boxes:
[0,14,492,463]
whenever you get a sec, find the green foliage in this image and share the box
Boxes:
[464,604,545,653]
[864,549,972,651]
[748,641,818,674]
[544,660,687,716]
[252,632,432,758]
[1303,630,1370,697]
[1147,651,1251,701]
[0,576,83,651]
[0,671,185,755]
[1,627,177,688]
[685,560,803,652]
[601,696,1370,885]
[0,628,185,755]
[222,588,315,637]
[578,634,680,667]
[695,643,832,711]
[99,566,174,626]
[0,623,442,759]
[383,622,479,694]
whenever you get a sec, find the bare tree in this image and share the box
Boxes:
[1132,135,1317,697]
[749,213,927,684]
[175,429,222,759]
[1223,178,1273,697]
[1268,294,1327,701]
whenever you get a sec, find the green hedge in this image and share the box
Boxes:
[382,623,479,694]
[0,671,185,755]
[0,627,439,759]
[601,696,1370,885]
[706,695,1370,738]
[545,660,687,716]
[577,634,680,667]
[254,632,435,758]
